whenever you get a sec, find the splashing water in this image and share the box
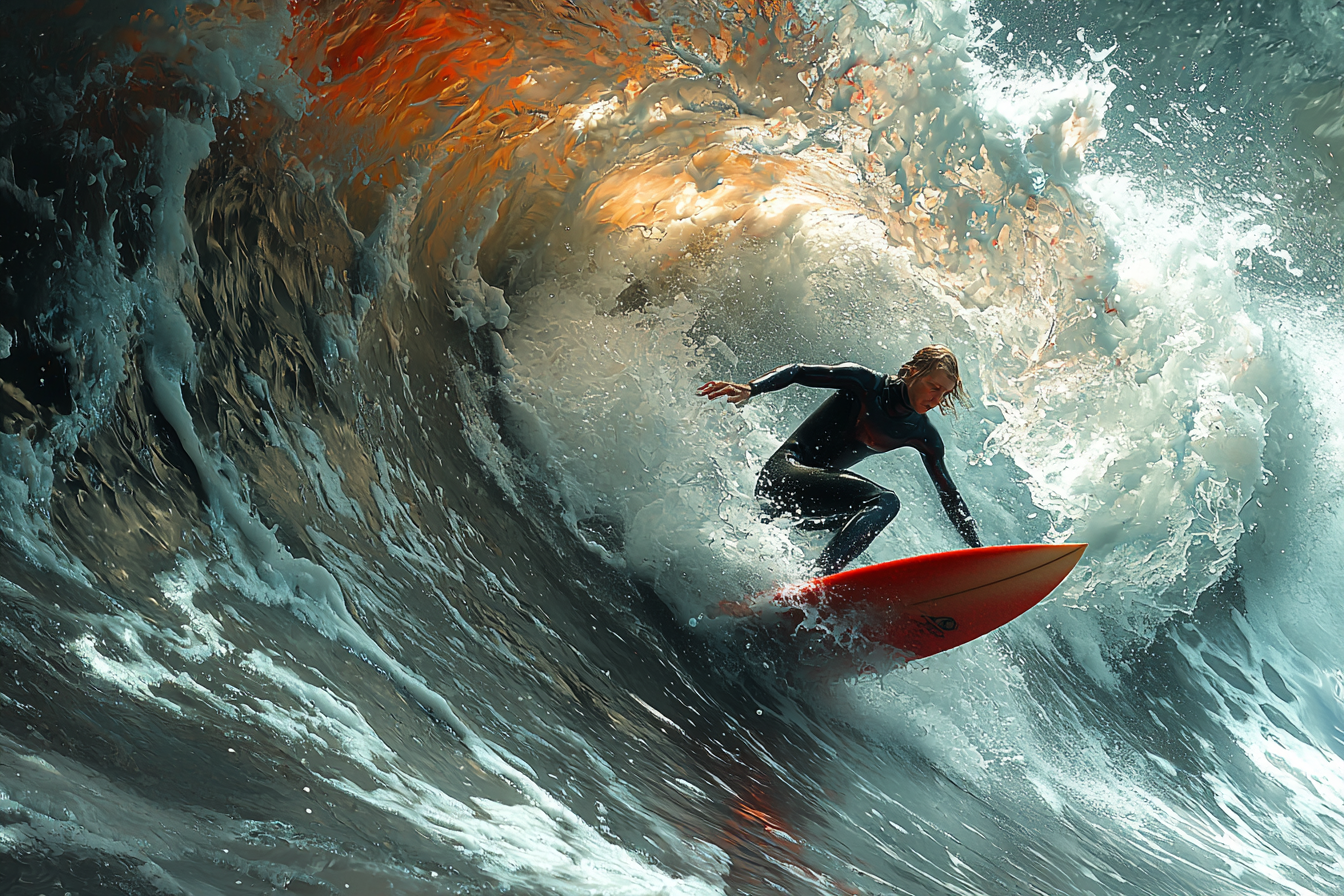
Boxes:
[1,1,1343,894]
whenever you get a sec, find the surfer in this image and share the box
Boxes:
[698,345,982,576]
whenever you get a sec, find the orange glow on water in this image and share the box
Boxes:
[65,0,1109,347]
[284,0,509,155]
[272,0,831,276]
[279,0,712,183]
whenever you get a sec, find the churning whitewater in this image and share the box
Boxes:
[1,0,1343,893]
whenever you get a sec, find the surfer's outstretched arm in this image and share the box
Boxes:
[922,453,983,548]
[748,363,883,396]
[699,363,883,405]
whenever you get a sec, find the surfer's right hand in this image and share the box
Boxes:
[698,381,751,404]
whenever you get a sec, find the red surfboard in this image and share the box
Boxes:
[769,543,1086,660]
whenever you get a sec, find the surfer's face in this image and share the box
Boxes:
[907,370,958,414]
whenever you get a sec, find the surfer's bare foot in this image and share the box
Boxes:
[717,599,757,618]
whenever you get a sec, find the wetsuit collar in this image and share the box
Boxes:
[888,377,918,417]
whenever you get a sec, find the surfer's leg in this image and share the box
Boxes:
[814,489,899,576]
[756,454,899,574]
[757,453,841,520]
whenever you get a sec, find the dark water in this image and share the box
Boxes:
[1,1,1342,894]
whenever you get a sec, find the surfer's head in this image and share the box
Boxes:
[900,345,971,415]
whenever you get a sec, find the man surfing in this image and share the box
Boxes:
[698,345,982,576]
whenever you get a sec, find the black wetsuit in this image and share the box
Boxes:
[749,363,981,576]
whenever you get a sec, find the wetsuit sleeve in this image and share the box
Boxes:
[747,363,884,396]
[922,452,983,549]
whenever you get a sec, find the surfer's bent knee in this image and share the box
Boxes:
[872,490,900,522]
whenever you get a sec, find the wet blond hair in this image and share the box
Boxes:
[898,344,972,415]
